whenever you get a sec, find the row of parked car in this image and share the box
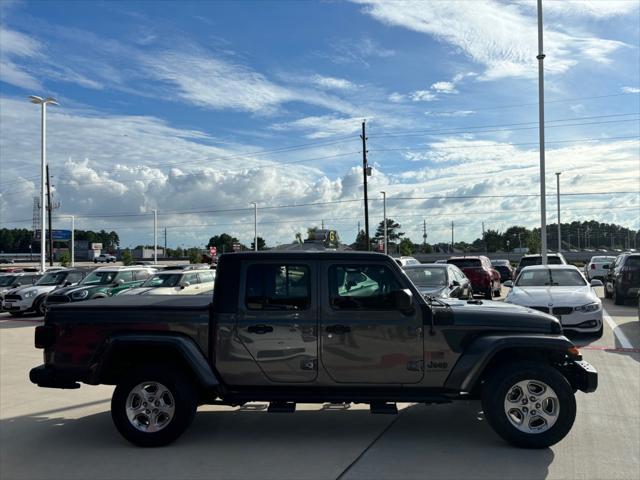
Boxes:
[0,264,216,316]
[396,251,639,337]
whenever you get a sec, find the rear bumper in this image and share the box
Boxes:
[568,360,598,393]
[29,365,81,389]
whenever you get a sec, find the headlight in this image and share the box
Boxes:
[71,289,89,300]
[575,302,600,313]
[24,290,38,298]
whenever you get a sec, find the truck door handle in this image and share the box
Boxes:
[247,324,273,334]
[326,324,351,334]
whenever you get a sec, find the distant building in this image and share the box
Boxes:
[133,247,165,259]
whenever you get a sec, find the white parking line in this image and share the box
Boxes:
[603,309,633,349]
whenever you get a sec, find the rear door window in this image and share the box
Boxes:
[183,272,199,285]
[245,264,310,310]
[198,271,215,283]
[329,264,401,310]
[133,270,151,281]
[117,271,134,283]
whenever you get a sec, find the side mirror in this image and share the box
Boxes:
[590,279,603,287]
[503,280,513,288]
[393,289,413,311]
[180,281,191,289]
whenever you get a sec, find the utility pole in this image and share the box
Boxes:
[451,221,454,253]
[381,191,387,255]
[45,164,54,266]
[251,202,258,251]
[152,209,157,264]
[29,95,57,272]
[70,216,75,267]
[361,121,370,250]
[482,221,486,253]
[555,172,561,252]
[611,231,614,250]
[164,227,167,258]
[577,228,581,250]
[321,219,324,230]
[536,0,548,265]
[423,219,427,251]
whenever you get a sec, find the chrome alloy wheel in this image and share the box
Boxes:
[126,382,175,433]
[503,380,559,434]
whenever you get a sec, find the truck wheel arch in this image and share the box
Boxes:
[444,334,575,393]
[94,334,220,393]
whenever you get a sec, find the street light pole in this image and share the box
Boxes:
[29,95,58,272]
[70,215,75,267]
[536,0,548,265]
[152,209,157,264]
[556,172,561,253]
[380,191,387,254]
[251,202,258,251]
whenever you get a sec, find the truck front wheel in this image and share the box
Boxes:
[481,362,576,449]
[111,365,197,447]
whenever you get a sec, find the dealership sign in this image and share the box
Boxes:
[34,229,72,241]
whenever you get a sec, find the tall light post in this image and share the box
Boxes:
[380,191,387,255]
[536,0,548,264]
[29,95,58,272]
[555,172,562,253]
[152,209,158,264]
[250,202,258,251]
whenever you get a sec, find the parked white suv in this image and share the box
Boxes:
[94,253,117,263]
[118,268,215,296]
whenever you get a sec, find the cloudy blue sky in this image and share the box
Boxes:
[1,0,639,249]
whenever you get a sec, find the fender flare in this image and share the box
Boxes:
[444,334,574,392]
[93,333,219,390]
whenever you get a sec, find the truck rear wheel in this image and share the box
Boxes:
[111,365,197,447]
[481,362,576,449]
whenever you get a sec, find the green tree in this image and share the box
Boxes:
[250,237,267,251]
[374,218,404,243]
[353,230,369,251]
[121,249,133,266]
[188,248,201,264]
[399,238,415,256]
[59,252,71,267]
[483,229,504,252]
[207,233,238,254]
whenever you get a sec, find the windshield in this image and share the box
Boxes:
[405,267,447,287]
[0,275,17,286]
[516,269,587,287]
[142,273,181,288]
[36,271,67,286]
[626,256,640,268]
[81,271,117,285]
[447,258,481,268]
[519,256,563,267]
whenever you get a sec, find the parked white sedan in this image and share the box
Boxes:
[505,265,603,336]
[585,255,616,281]
[118,268,215,296]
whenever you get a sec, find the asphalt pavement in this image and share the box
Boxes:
[1,288,638,480]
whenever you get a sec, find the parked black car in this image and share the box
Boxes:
[603,252,640,305]
[491,259,515,282]
[403,263,473,299]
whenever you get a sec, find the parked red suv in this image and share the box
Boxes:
[446,256,501,300]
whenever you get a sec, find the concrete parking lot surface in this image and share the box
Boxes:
[1,290,638,480]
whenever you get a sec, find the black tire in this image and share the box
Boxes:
[111,364,197,447]
[484,287,493,300]
[467,288,474,300]
[481,362,576,449]
[94,259,98,264]
[613,285,625,305]
[33,296,46,316]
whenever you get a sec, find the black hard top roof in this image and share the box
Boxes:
[221,251,388,261]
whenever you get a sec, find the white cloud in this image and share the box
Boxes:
[270,115,364,139]
[311,75,356,91]
[431,81,457,93]
[353,0,629,80]
[388,92,405,103]
[411,90,437,102]
[424,110,475,117]
[0,26,42,89]
[515,0,639,18]
[324,36,395,67]
[622,86,640,94]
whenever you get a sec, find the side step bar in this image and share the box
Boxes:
[268,401,296,413]
[370,402,398,414]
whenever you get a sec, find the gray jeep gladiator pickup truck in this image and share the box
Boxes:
[30,252,597,448]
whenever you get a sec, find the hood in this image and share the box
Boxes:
[418,286,448,298]
[51,284,103,297]
[444,299,561,333]
[506,286,597,307]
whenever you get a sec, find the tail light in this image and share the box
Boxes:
[591,264,596,270]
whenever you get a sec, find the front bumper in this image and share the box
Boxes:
[2,298,34,313]
[555,309,603,334]
[29,365,81,389]
[567,360,598,393]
